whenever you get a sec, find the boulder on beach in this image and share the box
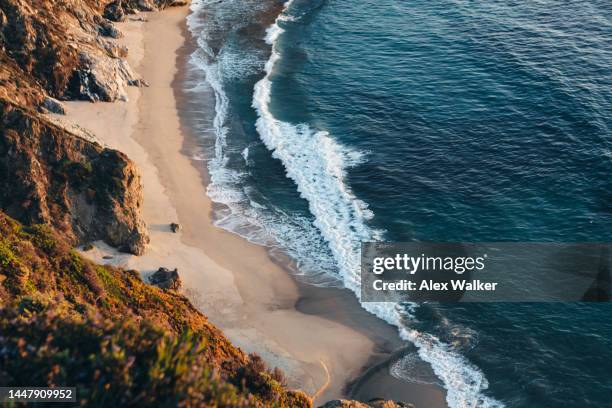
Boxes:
[104,0,125,22]
[99,20,123,38]
[41,97,67,115]
[149,267,181,290]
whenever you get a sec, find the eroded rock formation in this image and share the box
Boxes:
[149,267,181,290]
[0,0,161,253]
[0,0,182,103]
[0,100,148,254]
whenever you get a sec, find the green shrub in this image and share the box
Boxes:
[0,240,18,268]
[22,224,57,254]
[0,311,261,407]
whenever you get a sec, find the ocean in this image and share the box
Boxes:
[185,0,612,406]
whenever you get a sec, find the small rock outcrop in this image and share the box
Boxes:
[170,222,181,233]
[128,78,150,87]
[41,97,67,115]
[99,20,122,39]
[149,267,181,290]
[319,400,415,408]
[69,51,136,102]
[104,1,126,22]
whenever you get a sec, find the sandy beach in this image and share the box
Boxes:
[61,6,446,406]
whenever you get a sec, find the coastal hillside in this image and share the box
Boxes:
[0,0,309,405]
[0,0,155,253]
[0,210,310,406]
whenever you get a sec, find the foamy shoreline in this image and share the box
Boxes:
[62,6,401,405]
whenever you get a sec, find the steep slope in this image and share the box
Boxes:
[0,0,151,253]
[0,211,311,407]
[0,0,313,405]
[0,100,149,254]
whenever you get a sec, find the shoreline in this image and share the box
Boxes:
[66,6,446,407]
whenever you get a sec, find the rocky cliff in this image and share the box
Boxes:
[0,0,151,253]
[0,100,149,254]
[0,0,184,103]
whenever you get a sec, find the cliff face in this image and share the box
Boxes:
[1,0,124,102]
[0,0,151,253]
[0,0,186,102]
[0,101,148,254]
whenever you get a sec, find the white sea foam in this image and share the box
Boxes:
[389,351,442,386]
[186,0,341,286]
[251,2,505,407]
[399,326,505,408]
[254,0,381,294]
[189,0,505,405]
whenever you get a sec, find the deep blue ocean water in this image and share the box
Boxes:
[186,0,612,406]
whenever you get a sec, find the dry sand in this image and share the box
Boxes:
[62,6,446,407]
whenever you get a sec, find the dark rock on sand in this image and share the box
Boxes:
[170,222,181,233]
[99,20,123,38]
[149,267,181,290]
[41,97,67,115]
[104,0,126,22]
[128,78,150,87]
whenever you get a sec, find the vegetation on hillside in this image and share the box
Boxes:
[0,211,311,407]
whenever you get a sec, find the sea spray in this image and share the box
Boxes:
[251,2,504,407]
